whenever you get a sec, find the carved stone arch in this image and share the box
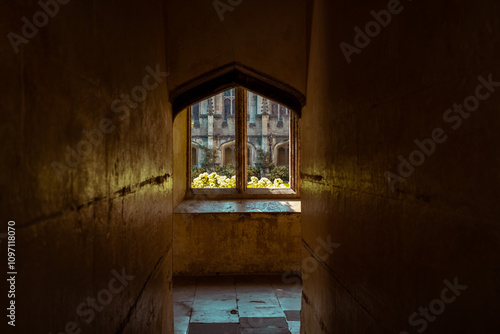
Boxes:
[170,62,305,119]
[220,140,236,166]
[274,140,290,166]
[247,142,257,167]
[191,141,202,167]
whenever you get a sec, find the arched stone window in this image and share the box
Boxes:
[192,103,200,127]
[271,102,279,115]
[224,99,231,120]
[171,64,304,197]
[187,88,298,194]
[224,146,234,166]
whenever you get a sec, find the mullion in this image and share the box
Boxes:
[187,106,192,190]
[242,88,247,192]
[290,113,298,192]
[235,86,247,192]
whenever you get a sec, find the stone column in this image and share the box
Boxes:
[261,98,269,152]
[216,92,223,115]
[207,98,214,163]
[249,92,256,125]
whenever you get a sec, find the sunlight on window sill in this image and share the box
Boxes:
[173,199,301,214]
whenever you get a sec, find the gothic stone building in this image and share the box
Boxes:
[191,89,291,168]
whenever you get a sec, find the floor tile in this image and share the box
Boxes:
[192,298,237,310]
[237,297,280,306]
[190,309,240,323]
[241,329,291,334]
[174,301,193,316]
[174,315,190,333]
[188,323,239,334]
[240,317,288,328]
[276,297,301,311]
[283,310,300,321]
[288,321,300,334]
[237,305,285,318]
[174,275,302,334]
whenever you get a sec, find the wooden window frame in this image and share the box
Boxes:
[186,86,300,200]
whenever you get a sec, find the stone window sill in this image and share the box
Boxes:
[174,199,301,214]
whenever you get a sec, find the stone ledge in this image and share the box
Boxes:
[174,199,301,214]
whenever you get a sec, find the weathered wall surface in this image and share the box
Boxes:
[301,0,500,333]
[1,0,173,333]
[173,110,301,276]
[173,109,188,208]
[164,0,309,96]
[173,211,301,275]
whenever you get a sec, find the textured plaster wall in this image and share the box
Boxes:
[164,0,309,96]
[173,212,301,276]
[301,0,500,333]
[1,0,173,333]
[173,109,188,208]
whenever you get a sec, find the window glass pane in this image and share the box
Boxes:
[246,91,290,188]
[191,89,236,188]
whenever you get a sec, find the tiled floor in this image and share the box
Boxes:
[174,275,302,334]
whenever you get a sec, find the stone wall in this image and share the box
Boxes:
[300,0,500,333]
[1,0,173,332]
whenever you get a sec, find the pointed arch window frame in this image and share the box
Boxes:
[171,63,304,199]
